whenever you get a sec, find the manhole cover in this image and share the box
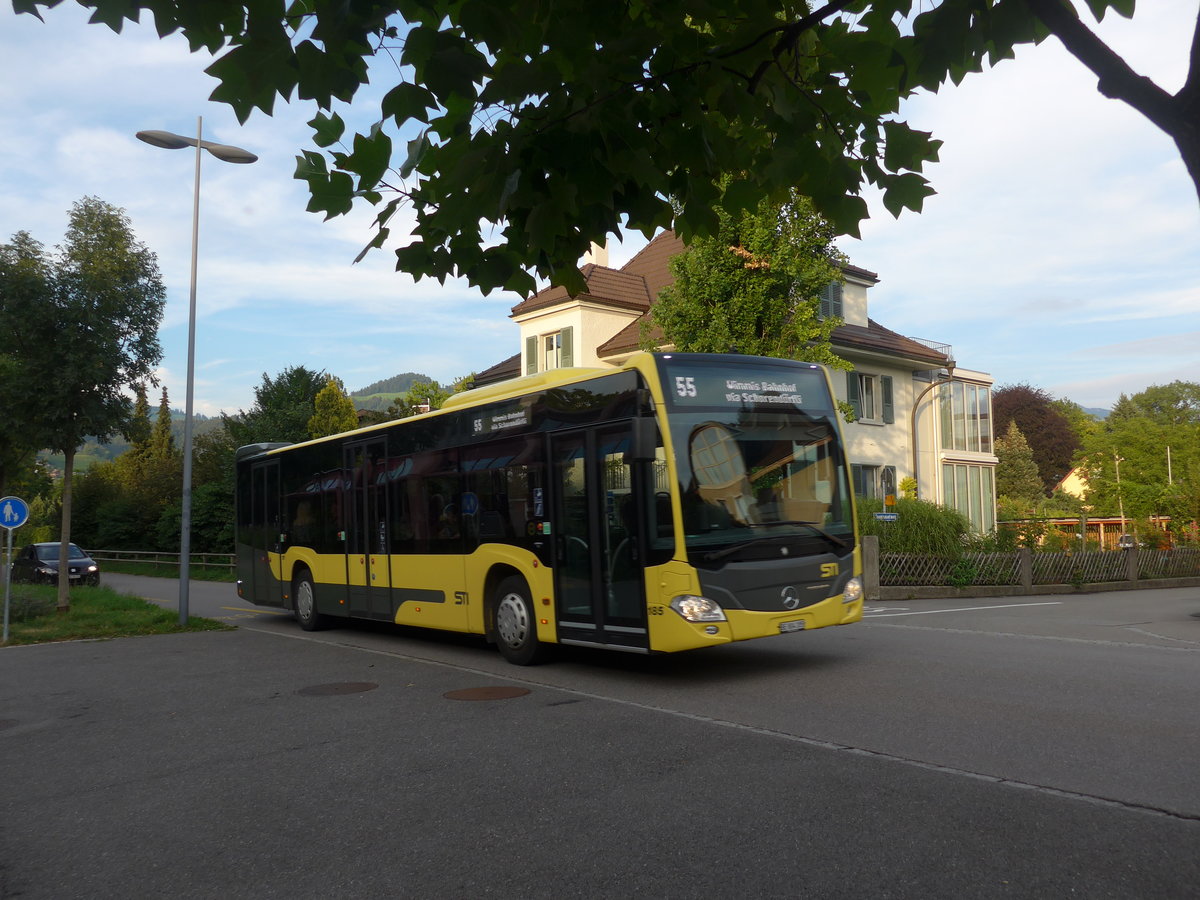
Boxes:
[444,686,531,701]
[296,682,379,697]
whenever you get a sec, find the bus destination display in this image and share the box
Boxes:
[660,361,829,411]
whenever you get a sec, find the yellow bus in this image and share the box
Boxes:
[235,352,863,664]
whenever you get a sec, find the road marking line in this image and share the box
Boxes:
[864,601,1062,617]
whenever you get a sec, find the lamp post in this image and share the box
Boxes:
[136,118,256,625]
[909,361,956,501]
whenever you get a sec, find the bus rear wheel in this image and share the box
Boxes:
[293,570,326,631]
[493,576,549,666]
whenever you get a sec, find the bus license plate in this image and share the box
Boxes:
[779,620,805,634]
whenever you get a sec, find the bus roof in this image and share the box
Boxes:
[237,352,659,458]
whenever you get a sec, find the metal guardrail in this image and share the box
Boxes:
[89,549,235,575]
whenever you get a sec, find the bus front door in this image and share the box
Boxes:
[550,426,649,651]
[344,439,393,620]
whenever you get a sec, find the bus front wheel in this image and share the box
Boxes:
[293,570,326,631]
[493,576,548,666]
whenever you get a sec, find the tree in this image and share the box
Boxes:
[388,380,451,419]
[224,366,329,446]
[994,421,1046,511]
[1051,396,1101,444]
[1,198,165,610]
[308,375,359,438]
[151,387,177,458]
[992,383,1079,494]
[127,384,153,455]
[0,231,54,495]
[21,1,1195,296]
[647,191,849,373]
[1078,381,1200,537]
[385,374,473,419]
[1109,381,1200,427]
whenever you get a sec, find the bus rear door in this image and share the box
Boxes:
[343,438,393,620]
[248,459,285,607]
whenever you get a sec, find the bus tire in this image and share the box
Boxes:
[293,570,326,631]
[493,575,549,666]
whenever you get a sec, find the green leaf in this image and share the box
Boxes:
[399,133,431,179]
[881,172,936,218]
[307,111,345,148]
[380,82,438,126]
[346,130,393,189]
[1083,0,1135,20]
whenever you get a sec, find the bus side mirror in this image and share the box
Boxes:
[628,416,658,462]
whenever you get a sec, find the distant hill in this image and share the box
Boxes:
[352,372,430,398]
[1083,407,1110,420]
[40,412,221,474]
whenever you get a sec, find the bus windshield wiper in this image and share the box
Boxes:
[769,520,850,551]
[700,535,792,562]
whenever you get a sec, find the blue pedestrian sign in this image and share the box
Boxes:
[0,496,29,530]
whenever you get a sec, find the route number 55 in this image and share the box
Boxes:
[675,376,697,398]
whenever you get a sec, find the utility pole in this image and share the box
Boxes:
[1114,449,1126,539]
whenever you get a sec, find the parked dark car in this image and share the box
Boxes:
[10,542,100,586]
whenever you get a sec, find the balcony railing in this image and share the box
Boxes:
[905,336,954,358]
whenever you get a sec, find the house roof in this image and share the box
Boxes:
[593,314,950,368]
[509,263,653,318]
[832,319,952,367]
[473,351,521,387]
[483,229,947,376]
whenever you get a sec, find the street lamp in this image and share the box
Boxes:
[136,118,257,625]
[909,361,956,501]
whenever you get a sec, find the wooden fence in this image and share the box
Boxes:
[863,537,1200,600]
[89,549,236,576]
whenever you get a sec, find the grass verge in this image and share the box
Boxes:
[98,560,236,582]
[2,583,233,646]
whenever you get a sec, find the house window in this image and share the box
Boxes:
[942,463,996,532]
[846,372,893,424]
[852,464,896,500]
[543,332,561,371]
[819,281,843,320]
[939,381,992,453]
[525,326,574,375]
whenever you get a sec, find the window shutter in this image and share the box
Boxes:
[881,375,894,424]
[820,282,843,319]
[846,371,862,420]
[525,336,538,375]
[560,326,573,367]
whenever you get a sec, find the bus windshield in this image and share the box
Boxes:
[655,355,854,558]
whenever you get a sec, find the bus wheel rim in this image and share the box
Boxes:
[496,593,528,647]
[297,582,314,619]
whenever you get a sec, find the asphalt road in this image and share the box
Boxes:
[2,576,1197,897]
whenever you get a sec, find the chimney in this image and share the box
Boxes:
[583,240,609,268]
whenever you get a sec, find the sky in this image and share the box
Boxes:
[1,2,1198,417]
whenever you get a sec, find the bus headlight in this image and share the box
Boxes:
[670,595,727,623]
[842,577,863,603]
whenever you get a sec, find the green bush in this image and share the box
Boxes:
[856,496,972,554]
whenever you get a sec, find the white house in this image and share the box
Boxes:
[473,231,998,531]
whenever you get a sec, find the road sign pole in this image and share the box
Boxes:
[0,496,31,643]
[3,527,12,643]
